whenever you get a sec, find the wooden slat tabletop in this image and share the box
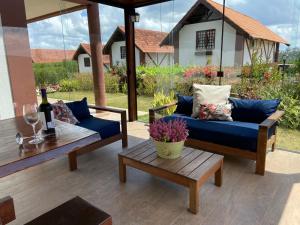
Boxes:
[120,140,224,181]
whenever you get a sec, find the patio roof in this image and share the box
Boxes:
[90,0,172,8]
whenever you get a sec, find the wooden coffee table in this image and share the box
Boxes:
[118,140,224,214]
[0,117,100,178]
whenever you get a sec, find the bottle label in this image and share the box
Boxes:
[47,111,55,129]
[39,112,47,130]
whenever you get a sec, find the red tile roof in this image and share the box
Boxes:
[162,0,288,45]
[73,43,110,65]
[103,26,174,54]
[31,49,75,63]
[206,0,288,44]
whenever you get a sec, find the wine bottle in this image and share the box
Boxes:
[39,88,55,134]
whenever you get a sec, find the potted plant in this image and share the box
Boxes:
[149,119,189,159]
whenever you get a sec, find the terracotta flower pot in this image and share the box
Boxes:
[153,140,184,159]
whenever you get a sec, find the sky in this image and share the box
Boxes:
[28,0,300,50]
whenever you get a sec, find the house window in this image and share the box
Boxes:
[120,46,126,59]
[84,57,91,67]
[196,29,216,50]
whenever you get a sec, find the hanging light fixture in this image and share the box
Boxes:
[131,12,140,23]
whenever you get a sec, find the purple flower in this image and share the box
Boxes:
[149,119,189,142]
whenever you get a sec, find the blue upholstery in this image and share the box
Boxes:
[66,98,91,122]
[164,114,275,152]
[77,116,120,139]
[229,98,280,123]
[175,95,193,116]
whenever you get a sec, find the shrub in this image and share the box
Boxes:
[137,74,157,96]
[59,79,80,92]
[105,74,120,93]
[34,61,78,86]
[74,73,93,91]
[152,91,176,116]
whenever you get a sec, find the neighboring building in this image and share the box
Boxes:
[73,43,110,73]
[31,49,75,63]
[103,26,174,67]
[161,0,289,67]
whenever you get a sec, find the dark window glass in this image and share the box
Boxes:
[196,29,216,50]
[120,46,126,59]
[84,57,91,67]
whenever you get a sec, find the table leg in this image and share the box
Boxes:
[189,181,199,214]
[215,160,223,187]
[68,151,77,171]
[118,155,126,183]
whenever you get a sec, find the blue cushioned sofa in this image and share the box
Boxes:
[149,96,284,175]
[65,98,127,170]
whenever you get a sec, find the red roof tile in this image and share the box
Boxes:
[31,49,75,63]
[73,43,110,65]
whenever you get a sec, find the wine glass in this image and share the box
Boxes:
[23,104,43,145]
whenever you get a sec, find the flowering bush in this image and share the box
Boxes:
[149,119,189,143]
[183,67,202,79]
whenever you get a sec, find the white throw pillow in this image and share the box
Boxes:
[192,84,231,118]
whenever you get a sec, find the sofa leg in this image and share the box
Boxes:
[256,126,268,176]
[255,160,265,176]
[122,134,128,148]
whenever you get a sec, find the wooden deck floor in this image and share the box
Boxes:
[0,121,299,225]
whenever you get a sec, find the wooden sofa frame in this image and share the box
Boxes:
[149,102,284,176]
[68,105,128,171]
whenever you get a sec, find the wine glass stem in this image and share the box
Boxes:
[32,124,37,139]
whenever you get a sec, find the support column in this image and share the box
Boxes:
[0,0,37,117]
[87,3,106,107]
[274,42,280,62]
[124,8,138,122]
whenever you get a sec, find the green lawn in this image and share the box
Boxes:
[48,91,153,112]
[48,91,299,151]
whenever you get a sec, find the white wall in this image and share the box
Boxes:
[178,20,237,67]
[0,15,15,120]
[111,41,140,66]
[78,53,92,73]
[145,53,174,66]
[243,39,276,65]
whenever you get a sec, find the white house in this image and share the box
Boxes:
[73,43,110,73]
[103,26,174,67]
[161,0,289,67]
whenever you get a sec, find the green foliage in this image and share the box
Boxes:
[152,91,176,116]
[137,74,157,96]
[74,73,94,91]
[174,77,206,96]
[34,61,78,86]
[59,79,80,92]
[105,74,120,93]
[137,65,185,77]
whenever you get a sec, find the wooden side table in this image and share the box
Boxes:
[119,140,224,214]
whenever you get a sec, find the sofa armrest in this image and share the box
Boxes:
[88,105,127,147]
[259,110,284,129]
[149,102,178,124]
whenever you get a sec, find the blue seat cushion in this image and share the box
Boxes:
[66,98,91,122]
[174,95,193,116]
[229,98,281,123]
[77,116,120,139]
[164,114,275,152]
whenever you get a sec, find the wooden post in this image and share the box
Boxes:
[274,42,280,62]
[0,0,37,116]
[124,8,138,122]
[87,3,106,107]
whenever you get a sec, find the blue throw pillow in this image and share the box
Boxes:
[66,97,91,122]
[175,95,193,116]
[229,98,281,123]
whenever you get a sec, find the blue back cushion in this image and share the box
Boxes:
[66,97,91,122]
[229,98,281,123]
[175,95,193,116]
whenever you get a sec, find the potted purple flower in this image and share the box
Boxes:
[149,119,189,159]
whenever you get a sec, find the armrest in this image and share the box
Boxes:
[149,102,178,113]
[88,105,126,114]
[0,196,15,224]
[149,102,177,124]
[259,110,284,129]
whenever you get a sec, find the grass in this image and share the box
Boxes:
[48,91,153,112]
[48,91,299,151]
